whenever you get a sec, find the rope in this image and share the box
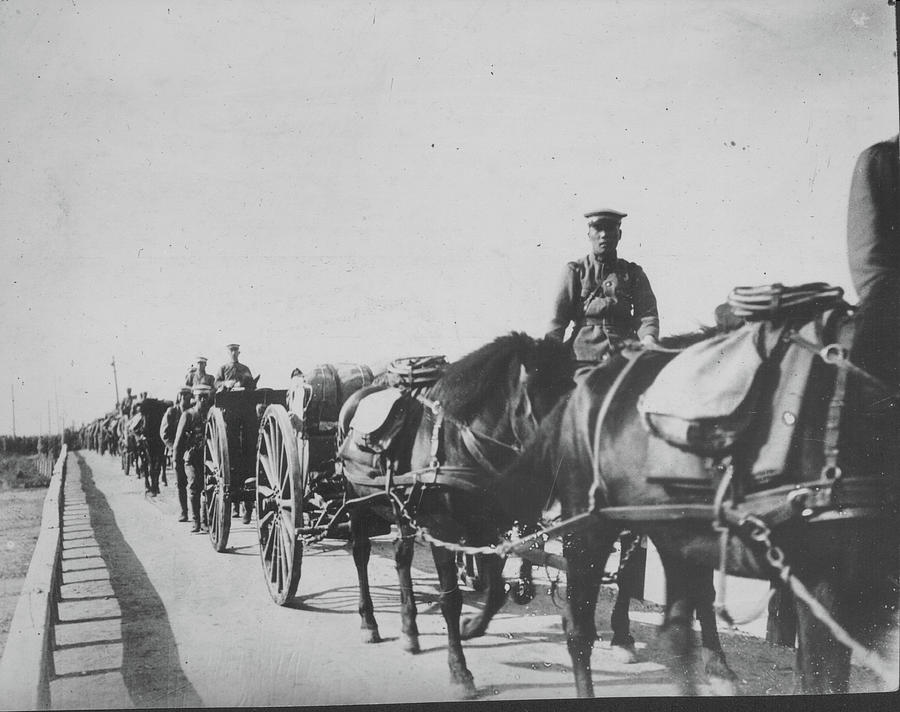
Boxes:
[740,514,896,685]
[726,282,845,321]
[781,567,896,685]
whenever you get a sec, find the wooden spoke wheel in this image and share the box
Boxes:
[204,407,231,552]
[256,404,305,605]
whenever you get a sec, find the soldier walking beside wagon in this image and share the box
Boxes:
[161,387,193,522]
[174,384,213,533]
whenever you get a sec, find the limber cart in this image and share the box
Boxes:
[203,387,288,552]
[252,363,375,604]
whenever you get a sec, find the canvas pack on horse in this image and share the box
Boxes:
[337,334,574,698]
[497,283,899,696]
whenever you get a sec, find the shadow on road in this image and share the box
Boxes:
[72,453,202,708]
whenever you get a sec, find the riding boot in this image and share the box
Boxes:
[242,501,253,525]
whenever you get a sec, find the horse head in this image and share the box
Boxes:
[426,332,573,472]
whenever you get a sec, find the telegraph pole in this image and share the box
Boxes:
[111,356,120,410]
[10,384,15,437]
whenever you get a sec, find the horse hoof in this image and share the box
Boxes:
[510,578,535,605]
[608,643,639,664]
[706,676,738,696]
[450,674,477,699]
[702,648,738,694]
[460,615,486,640]
[401,633,421,654]
[360,628,381,644]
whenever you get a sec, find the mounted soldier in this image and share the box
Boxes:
[546,209,659,365]
[545,208,662,661]
[186,356,216,389]
[215,343,258,522]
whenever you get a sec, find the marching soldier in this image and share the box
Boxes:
[119,387,135,417]
[173,384,213,533]
[161,387,193,522]
[547,209,659,364]
[186,356,216,389]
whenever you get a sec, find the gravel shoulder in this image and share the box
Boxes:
[0,487,47,656]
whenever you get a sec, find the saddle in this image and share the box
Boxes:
[338,354,449,486]
[637,286,848,488]
[348,387,411,454]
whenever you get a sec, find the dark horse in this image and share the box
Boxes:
[339,333,574,698]
[137,397,171,496]
[498,300,900,696]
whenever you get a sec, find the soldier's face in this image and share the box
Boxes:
[588,222,621,258]
[229,349,239,362]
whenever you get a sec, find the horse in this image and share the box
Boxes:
[137,397,171,495]
[496,299,900,696]
[338,332,574,698]
[509,525,734,676]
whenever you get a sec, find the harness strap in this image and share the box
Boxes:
[588,478,897,525]
[822,345,849,480]
[786,331,899,400]
[588,349,647,512]
[459,425,506,479]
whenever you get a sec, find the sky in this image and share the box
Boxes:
[1,0,897,434]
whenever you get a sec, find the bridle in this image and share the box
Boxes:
[415,370,540,480]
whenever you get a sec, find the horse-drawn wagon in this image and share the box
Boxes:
[250,363,374,603]
[202,386,288,552]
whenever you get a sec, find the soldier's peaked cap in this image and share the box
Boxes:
[226,343,240,350]
[585,209,627,223]
[192,384,213,395]
[178,387,192,396]
[195,356,208,363]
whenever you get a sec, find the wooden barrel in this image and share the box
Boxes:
[305,363,375,433]
[303,363,374,474]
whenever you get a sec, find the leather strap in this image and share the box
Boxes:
[588,350,648,511]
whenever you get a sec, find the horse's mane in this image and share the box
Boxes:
[430,332,570,421]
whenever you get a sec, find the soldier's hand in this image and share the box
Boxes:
[641,335,659,348]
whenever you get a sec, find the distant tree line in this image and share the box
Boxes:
[0,434,63,457]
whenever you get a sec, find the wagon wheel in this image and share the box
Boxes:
[204,407,231,552]
[256,404,305,605]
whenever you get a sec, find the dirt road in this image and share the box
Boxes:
[45,450,886,708]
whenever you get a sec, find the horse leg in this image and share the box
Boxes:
[694,566,737,694]
[563,526,616,698]
[460,553,508,640]
[432,544,477,698]
[657,550,700,695]
[510,523,539,605]
[609,584,638,663]
[350,512,381,644]
[793,577,851,694]
[394,520,420,654]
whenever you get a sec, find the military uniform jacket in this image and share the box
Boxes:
[173,406,208,465]
[185,371,216,389]
[847,136,899,304]
[547,253,659,361]
[160,404,184,449]
[215,361,254,389]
